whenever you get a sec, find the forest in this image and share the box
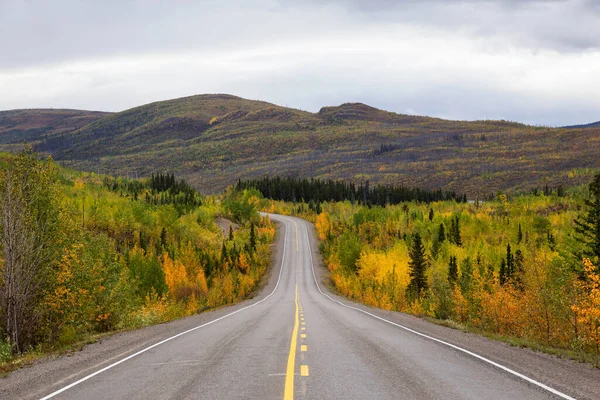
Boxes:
[236,176,466,207]
[259,174,600,363]
[0,149,274,369]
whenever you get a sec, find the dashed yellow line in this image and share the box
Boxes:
[284,285,299,400]
[301,345,307,352]
[300,365,309,376]
[301,333,306,339]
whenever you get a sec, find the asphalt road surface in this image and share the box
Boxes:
[3,215,599,400]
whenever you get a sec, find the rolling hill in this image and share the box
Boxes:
[3,94,599,197]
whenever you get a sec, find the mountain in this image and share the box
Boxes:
[4,94,600,197]
[562,121,600,129]
[0,109,109,148]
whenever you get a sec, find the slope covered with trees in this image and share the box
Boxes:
[1,94,597,198]
[0,149,274,367]
[259,174,600,363]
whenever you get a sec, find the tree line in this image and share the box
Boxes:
[236,176,466,206]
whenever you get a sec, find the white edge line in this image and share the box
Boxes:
[293,216,577,400]
[39,218,290,400]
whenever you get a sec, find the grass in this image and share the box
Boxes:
[423,317,600,368]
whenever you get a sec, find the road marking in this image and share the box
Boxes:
[291,217,578,400]
[300,365,309,376]
[301,345,307,352]
[301,327,306,331]
[40,217,292,400]
[284,284,300,400]
[301,334,306,339]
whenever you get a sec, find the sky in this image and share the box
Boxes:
[0,0,599,126]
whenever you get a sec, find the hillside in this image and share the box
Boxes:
[4,94,599,197]
[562,120,600,129]
[0,109,109,150]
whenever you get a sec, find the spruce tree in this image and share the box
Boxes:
[448,255,458,286]
[250,223,257,252]
[428,208,434,221]
[506,243,514,279]
[228,225,234,241]
[517,223,523,244]
[407,233,428,298]
[499,259,507,285]
[437,223,446,243]
[574,173,600,269]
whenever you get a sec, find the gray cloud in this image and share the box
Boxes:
[0,0,598,125]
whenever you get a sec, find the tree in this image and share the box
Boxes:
[0,148,60,353]
[228,225,234,241]
[437,223,446,243]
[249,223,257,252]
[402,204,410,228]
[407,233,428,298]
[575,173,600,269]
[448,255,458,286]
[450,215,462,246]
[517,223,523,244]
[428,208,434,221]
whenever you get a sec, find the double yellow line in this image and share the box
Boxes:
[284,284,299,400]
[284,222,300,400]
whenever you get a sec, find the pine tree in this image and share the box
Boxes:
[575,173,600,269]
[448,255,458,286]
[517,223,523,244]
[228,225,234,241]
[249,223,257,252]
[437,223,446,243]
[160,227,168,249]
[506,243,514,278]
[450,215,462,246]
[499,259,507,285]
[407,233,428,298]
[428,208,434,221]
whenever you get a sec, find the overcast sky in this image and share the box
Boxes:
[1,0,598,125]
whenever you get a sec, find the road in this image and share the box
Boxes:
[3,215,597,399]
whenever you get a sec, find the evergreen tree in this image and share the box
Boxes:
[428,207,434,221]
[499,259,507,285]
[459,257,473,295]
[407,233,428,298]
[448,255,458,286]
[517,223,523,244]
[249,223,257,252]
[160,227,168,249]
[506,243,514,278]
[437,223,446,243]
[221,241,228,261]
[228,225,234,241]
[450,215,462,246]
[574,172,600,269]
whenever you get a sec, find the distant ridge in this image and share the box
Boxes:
[1,93,600,196]
[562,120,600,129]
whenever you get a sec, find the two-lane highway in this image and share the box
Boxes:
[4,215,594,399]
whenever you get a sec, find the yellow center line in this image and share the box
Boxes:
[284,284,299,400]
[300,365,309,377]
[301,345,307,352]
[301,333,306,339]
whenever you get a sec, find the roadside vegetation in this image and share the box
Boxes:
[254,174,600,365]
[0,149,274,371]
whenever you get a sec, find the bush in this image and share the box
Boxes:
[0,338,13,363]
